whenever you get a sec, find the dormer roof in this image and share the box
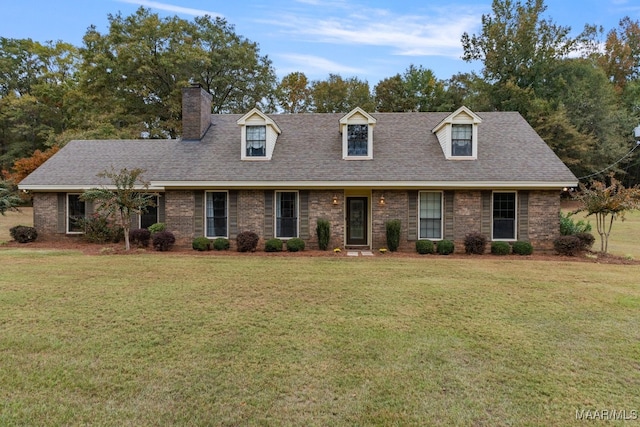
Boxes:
[432,106,483,160]
[236,108,282,134]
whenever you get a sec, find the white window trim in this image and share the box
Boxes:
[432,106,482,160]
[340,107,376,160]
[237,108,281,161]
[66,193,85,234]
[491,191,518,241]
[204,190,229,239]
[417,191,444,241]
[274,190,299,239]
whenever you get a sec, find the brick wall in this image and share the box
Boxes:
[32,193,59,235]
[307,190,344,249]
[181,86,212,140]
[164,190,195,243]
[372,190,410,250]
[527,190,560,252]
[452,191,483,247]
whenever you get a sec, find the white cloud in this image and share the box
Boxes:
[278,53,365,77]
[115,0,223,18]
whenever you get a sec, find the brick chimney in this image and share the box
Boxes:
[181,84,212,140]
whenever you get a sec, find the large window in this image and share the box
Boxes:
[140,196,159,229]
[276,191,298,238]
[419,192,442,239]
[347,124,368,156]
[452,124,472,157]
[493,192,516,240]
[246,125,266,157]
[67,194,86,233]
[205,192,228,238]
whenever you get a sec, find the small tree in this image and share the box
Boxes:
[573,176,640,253]
[81,168,157,251]
[0,180,21,216]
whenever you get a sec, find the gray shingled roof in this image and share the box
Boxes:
[20,111,577,189]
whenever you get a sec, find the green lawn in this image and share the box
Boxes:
[1,251,639,426]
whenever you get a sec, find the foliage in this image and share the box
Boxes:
[415,240,435,255]
[316,218,331,251]
[148,223,166,234]
[464,232,488,254]
[491,241,511,255]
[553,235,582,256]
[276,72,311,113]
[310,74,374,112]
[80,167,157,251]
[375,65,448,112]
[236,231,259,252]
[559,211,592,235]
[286,237,305,252]
[152,231,175,252]
[512,241,534,255]
[574,232,596,251]
[572,176,640,253]
[76,213,123,243]
[265,238,283,252]
[192,236,211,251]
[436,239,455,255]
[2,145,60,184]
[129,228,151,248]
[0,180,21,216]
[9,225,37,243]
[385,219,402,252]
[213,237,230,251]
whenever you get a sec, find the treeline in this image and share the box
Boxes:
[1,0,640,185]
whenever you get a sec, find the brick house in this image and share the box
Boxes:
[19,85,577,252]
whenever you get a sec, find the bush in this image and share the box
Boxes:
[213,237,230,251]
[415,240,434,255]
[76,214,123,243]
[152,231,175,252]
[553,235,582,256]
[574,232,595,251]
[265,238,283,252]
[316,218,331,251]
[236,231,259,252]
[148,222,166,234]
[559,212,591,235]
[491,241,511,255]
[385,219,401,252]
[436,239,455,255]
[9,225,38,243]
[512,241,533,255]
[129,228,151,248]
[286,237,305,252]
[464,232,487,255]
[192,236,211,251]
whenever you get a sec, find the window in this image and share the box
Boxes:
[205,192,228,238]
[347,124,368,156]
[493,192,516,240]
[419,192,442,239]
[67,194,85,233]
[452,124,472,156]
[276,191,298,238]
[246,125,266,157]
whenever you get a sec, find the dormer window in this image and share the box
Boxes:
[237,108,281,161]
[340,107,377,160]
[432,106,482,160]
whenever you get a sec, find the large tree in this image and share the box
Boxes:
[375,65,447,112]
[310,74,374,113]
[275,72,311,113]
[0,179,21,216]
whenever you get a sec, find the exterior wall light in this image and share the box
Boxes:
[379,195,386,205]
[332,195,339,205]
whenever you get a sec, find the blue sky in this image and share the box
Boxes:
[3,0,639,85]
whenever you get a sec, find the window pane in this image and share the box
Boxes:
[206,192,227,237]
[140,197,159,229]
[347,124,368,156]
[68,194,85,233]
[276,192,297,238]
[419,192,442,239]
[452,124,472,156]
[493,193,515,239]
[246,125,266,157]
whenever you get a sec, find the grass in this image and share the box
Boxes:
[0,252,639,426]
[0,207,32,243]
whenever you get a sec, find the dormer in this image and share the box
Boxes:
[339,107,377,160]
[432,106,482,160]
[237,108,281,161]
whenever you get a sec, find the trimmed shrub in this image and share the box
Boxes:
[574,232,595,251]
[192,236,211,251]
[265,238,283,252]
[491,241,511,255]
[559,212,591,235]
[415,239,434,255]
[148,222,166,234]
[76,214,123,243]
[129,228,151,248]
[553,235,582,256]
[316,218,331,251]
[385,219,401,252]
[213,237,230,251]
[236,231,259,252]
[286,237,305,252]
[464,232,487,255]
[436,239,455,255]
[9,225,38,243]
[152,231,175,252]
[512,241,533,255]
